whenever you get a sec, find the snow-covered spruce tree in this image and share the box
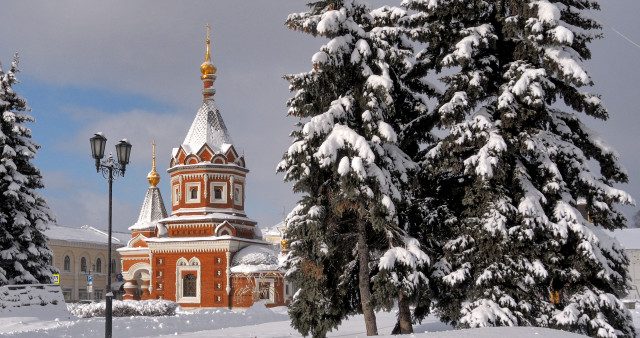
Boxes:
[402,0,635,336]
[278,1,432,336]
[0,55,57,286]
[367,5,445,335]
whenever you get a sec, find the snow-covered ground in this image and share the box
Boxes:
[4,300,640,337]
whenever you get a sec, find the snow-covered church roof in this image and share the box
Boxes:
[130,141,168,232]
[230,245,280,273]
[172,32,237,158]
[180,99,233,154]
[129,186,168,231]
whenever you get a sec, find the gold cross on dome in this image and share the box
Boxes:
[152,140,156,169]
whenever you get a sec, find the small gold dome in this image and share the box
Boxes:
[147,169,160,187]
[147,141,160,187]
[201,25,217,76]
[200,60,217,76]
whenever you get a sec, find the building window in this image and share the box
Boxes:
[216,296,222,302]
[190,187,198,199]
[80,257,87,273]
[96,258,102,273]
[216,258,221,264]
[185,182,201,203]
[176,257,201,303]
[233,184,243,206]
[216,270,222,277]
[210,182,227,203]
[94,289,103,301]
[259,283,270,300]
[157,270,163,278]
[216,283,222,290]
[62,288,72,301]
[79,288,89,300]
[183,274,197,297]
[64,256,71,271]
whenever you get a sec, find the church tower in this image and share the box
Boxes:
[164,26,255,237]
[128,141,169,238]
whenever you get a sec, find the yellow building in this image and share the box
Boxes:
[45,225,130,302]
[261,222,285,247]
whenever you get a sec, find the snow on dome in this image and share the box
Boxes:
[230,245,279,273]
[232,245,278,266]
[128,186,168,232]
[180,100,233,155]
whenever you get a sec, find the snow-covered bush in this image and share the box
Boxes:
[67,299,180,318]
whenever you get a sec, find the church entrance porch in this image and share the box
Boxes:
[122,262,152,300]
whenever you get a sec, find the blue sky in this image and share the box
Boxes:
[1,1,639,233]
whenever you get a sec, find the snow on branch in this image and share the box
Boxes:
[442,24,495,66]
[315,124,376,167]
[461,110,507,178]
[459,298,518,328]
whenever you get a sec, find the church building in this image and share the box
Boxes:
[117,30,289,308]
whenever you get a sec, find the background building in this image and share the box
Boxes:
[608,229,640,299]
[46,225,129,302]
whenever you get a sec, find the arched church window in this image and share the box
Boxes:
[80,257,87,272]
[191,187,198,200]
[96,258,102,273]
[214,187,222,199]
[64,256,71,271]
[183,274,197,297]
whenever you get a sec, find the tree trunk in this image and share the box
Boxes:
[396,293,413,334]
[357,219,378,336]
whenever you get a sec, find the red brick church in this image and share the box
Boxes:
[117,30,290,308]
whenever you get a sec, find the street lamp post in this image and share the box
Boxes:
[90,132,132,338]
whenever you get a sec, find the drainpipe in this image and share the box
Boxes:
[226,251,231,309]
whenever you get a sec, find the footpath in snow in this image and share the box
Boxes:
[4,299,636,337]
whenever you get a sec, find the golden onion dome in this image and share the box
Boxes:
[200,25,217,76]
[147,141,160,187]
[200,45,217,75]
[148,169,160,187]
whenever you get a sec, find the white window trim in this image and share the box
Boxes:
[233,183,243,206]
[210,182,227,204]
[176,257,201,304]
[185,182,201,204]
[258,278,275,304]
[172,185,180,206]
